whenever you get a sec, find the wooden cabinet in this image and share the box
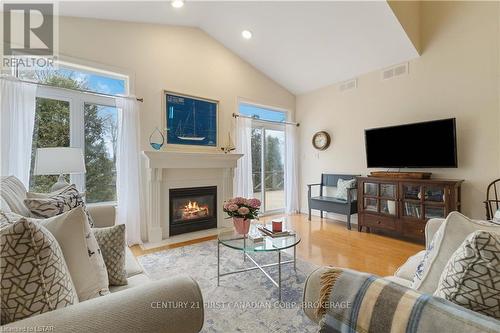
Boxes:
[357,177,463,242]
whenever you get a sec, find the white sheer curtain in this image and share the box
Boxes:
[234,117,254,198]
[0,78,37,188]
[285,125,299,214]
[116,98,145,245]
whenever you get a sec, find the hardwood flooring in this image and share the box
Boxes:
[130,213,424,277]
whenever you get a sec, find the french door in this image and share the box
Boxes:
[251,123,285,214]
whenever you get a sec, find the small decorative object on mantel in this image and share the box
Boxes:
[312,131,331,150]
[223,197,261,235]
[149,127,165,150]
[220,132,236,154]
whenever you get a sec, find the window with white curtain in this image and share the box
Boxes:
[17,64,127,204]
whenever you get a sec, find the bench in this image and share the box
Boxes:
[307,174,359,230]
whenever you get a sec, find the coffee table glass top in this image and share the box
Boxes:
[218,223,300,252]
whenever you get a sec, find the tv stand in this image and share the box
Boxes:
[369,171,432,179]
[357,176,463,242]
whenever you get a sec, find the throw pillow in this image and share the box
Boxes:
[411,212,500,294]
[333,178,356,201]
[24,184,95,227]
[434,231,500,319]
[93,224,128,286]
[1,207,110,300]
[0,218,78,324]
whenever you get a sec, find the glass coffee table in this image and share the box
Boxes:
[217,224,301,301]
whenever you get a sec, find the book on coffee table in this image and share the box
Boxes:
[257,226,293,238]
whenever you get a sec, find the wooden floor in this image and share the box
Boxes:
[130,213,424,277]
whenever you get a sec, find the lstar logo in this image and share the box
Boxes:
[3,3,54,56]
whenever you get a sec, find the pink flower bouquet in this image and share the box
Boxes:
[223,197,261,220]
[223,197,261,235]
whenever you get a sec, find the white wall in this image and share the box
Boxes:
[297,1,500,219]
[54,16,296,152]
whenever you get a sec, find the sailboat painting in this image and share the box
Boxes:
[165,92,218,147]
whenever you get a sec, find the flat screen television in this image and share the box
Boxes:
[365,118,457,168]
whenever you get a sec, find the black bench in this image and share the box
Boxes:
[307,174,359,230]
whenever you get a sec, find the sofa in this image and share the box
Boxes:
[303,216,500,332]
[0,176,204,333]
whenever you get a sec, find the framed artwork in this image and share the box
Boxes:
[164,91,218,147]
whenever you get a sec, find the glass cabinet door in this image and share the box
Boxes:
[380,199,397,216]
[425,206,445,219]
[364,198,377,212]
[364,183,378,196]
[380,183,396,198]
[403,202,423,219]
[423,186,445,203]
[402,183,423,220]
[403,184,421,200]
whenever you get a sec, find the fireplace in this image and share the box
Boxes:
[169,186,217,236]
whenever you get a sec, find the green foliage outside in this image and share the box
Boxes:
[29,73,117,203]
[251,128,284,193]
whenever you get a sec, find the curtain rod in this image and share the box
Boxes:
[1,76,143,102]
[232,113,299,127]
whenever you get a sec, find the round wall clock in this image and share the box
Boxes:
[312,131,331,150]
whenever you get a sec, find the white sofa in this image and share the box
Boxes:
[303,215,500,326]
[0,176,204,332]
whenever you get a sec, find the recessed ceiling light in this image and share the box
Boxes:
[171,0,184,8]
[241,30,253,40]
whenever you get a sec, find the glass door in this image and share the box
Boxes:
[251,126,285,214]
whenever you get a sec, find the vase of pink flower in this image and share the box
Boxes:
[223,197,261,235]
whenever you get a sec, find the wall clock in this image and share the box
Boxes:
[312,131,331,150]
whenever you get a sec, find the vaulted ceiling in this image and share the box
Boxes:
[58,1,419,94]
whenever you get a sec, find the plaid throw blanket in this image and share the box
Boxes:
[317,268,500,333]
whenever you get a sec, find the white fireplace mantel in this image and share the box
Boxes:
[143,151,243,169]
[142,151,243,244]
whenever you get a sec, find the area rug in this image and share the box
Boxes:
[138,240,319,333]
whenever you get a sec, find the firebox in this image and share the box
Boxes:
[169,186,217,236]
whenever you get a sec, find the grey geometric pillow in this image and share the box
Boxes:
[434,230,500,319]
[24,184,95,227]
[333,178,356,201]
[1,209,109,300]
[0,218,78,324]
[93,224,128,286]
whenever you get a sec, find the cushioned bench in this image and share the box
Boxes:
[307,174,359,230]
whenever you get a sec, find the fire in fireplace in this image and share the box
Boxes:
[169,186,217,236]
[181,201,210,220]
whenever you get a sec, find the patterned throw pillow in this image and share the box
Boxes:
[93,224,128,286]
[333,178,356,201]
[411,212,500,294]
[434,231,500,319]
[0,218,78,324]
[24,185,95,227]
[1,208,110,301]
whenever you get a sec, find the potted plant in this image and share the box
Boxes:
[223,197,261,235]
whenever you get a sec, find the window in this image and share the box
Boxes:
[17,64,126,95]
[25,63,127,203]
[84,104,118,203]
[239,103,287,213]
[30,97,70,192]
[239,103,287,122]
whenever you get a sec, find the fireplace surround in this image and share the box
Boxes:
[142,151,243,243]
[169,186,217,236]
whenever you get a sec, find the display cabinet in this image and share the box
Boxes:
[357,176,463,242]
